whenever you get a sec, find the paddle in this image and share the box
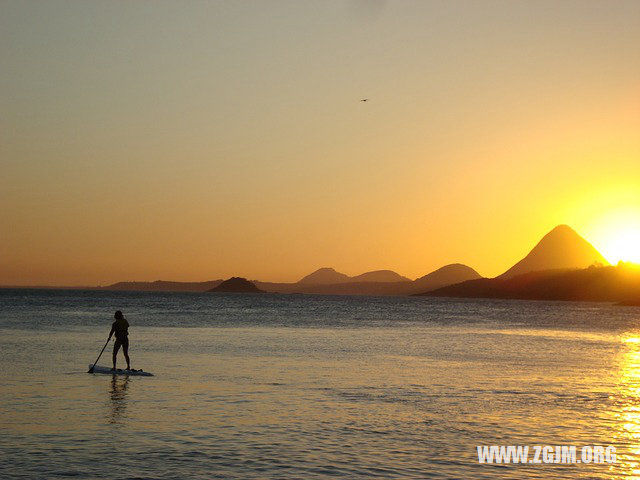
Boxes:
[88,337,111,373]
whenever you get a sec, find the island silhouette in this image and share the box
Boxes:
[208,277,265,293]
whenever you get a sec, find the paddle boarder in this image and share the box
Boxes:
[109,310,131,371]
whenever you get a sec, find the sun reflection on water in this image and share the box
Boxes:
[613,336,640,479]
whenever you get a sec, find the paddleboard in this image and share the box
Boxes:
[88,365,154,376]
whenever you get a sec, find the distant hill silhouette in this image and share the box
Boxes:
[411,264,482,293]
[101,280,223,292]
[256,263,481,296]
[298,268,351,284]
[208,277,264,293]
[499,225,608,279]
[350,270,410,283]
[420,263,640,303]
[96,264,478,296]
[297,267,409,285]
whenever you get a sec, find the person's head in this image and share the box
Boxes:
[114,310,124,320]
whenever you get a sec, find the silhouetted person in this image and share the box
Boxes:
[109,310,130,371]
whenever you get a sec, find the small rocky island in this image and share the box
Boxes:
[208,277,265,293]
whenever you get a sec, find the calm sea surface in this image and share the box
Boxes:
[2,289,640,479]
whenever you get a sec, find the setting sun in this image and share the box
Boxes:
[592,212,640,264]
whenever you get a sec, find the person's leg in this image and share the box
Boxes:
[122,338,130,370]
[112,339,122,370]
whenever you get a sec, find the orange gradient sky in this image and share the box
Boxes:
[2,1,640,285]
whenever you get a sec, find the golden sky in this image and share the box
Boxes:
[1,1,639,285]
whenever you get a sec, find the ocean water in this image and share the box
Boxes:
[1,289,640,479]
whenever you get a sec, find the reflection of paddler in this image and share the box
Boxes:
[109,375,129,422]
[110,374,129,398]
[108,311,131,371]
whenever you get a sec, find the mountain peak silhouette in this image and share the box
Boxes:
[298,267,351,284]
[297,268,410,285]
[350,270,410,283]
[499,225,608,279]
[412,263,482,292]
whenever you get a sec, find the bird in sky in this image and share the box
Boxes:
[360,98,369,102]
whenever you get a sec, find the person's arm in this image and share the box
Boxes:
[108,323,115,340]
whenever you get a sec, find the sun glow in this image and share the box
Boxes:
[592,212,640,264]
